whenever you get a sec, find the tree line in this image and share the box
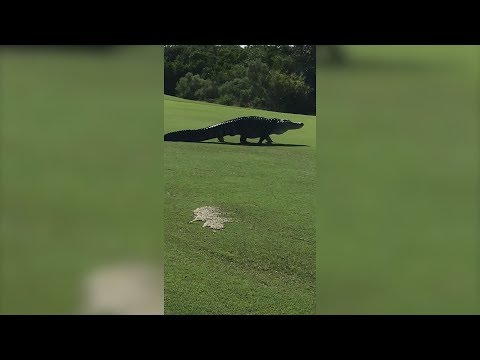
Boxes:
[165,45,316,115]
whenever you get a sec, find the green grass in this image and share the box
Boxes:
[164,97,316,314]
[0,46,164,314]
[317,46,479,314]
[5,46,473,315]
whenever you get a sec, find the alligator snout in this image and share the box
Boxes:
[294,122,304,129]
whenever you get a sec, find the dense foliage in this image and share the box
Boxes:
[165,45,316,115]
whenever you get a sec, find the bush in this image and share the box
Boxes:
[175,73,218,101]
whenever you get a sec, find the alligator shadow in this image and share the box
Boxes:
[199,141,308,147]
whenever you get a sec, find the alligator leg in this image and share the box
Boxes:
[240,136,248,145]
[258,135,273,145]
[217,136,225,143]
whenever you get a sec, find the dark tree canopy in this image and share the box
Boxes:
[165,45,316,115]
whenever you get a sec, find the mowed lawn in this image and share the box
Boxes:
[317,46,478,314]
[1,47,163,314]
[164,96,316,314]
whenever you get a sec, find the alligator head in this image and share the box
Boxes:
[271,119,304,135]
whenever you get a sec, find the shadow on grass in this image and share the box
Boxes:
[194,141,308,147]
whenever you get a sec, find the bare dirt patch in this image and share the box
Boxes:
[190,206,232,230]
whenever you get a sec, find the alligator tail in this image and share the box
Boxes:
[164,127,218,142]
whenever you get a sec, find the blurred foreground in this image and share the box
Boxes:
[317,46,479,314]
[0,46,164,314]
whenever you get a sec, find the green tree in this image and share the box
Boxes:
[218,77,252,107]
[165,45,316,115]
[267,71,312,114]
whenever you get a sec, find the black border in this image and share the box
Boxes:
[1,31,479,45]
[2,2,480,44]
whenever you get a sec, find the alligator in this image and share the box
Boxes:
[164,116,304,145]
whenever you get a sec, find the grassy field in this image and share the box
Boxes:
[317,46,479,314]
[0,46,164,313]
[164,96,316,314]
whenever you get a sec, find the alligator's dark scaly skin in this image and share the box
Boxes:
[164,116,304,144]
